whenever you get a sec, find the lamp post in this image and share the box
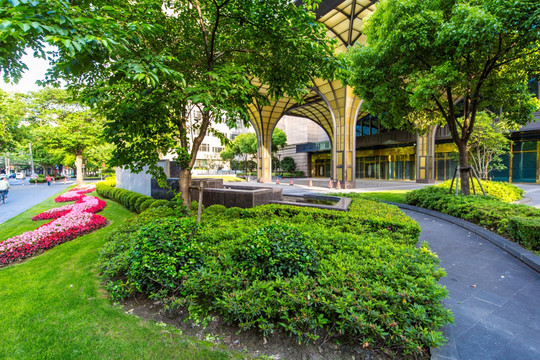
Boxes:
[277,153,282,176]
[29,142,35,176]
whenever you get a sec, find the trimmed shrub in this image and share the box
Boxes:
[140,199,156,213]
[223,206,243,219]
[203,204,226,216]
[149,199,170,209]
[124,217,203,298]
[99,215,199,300]
[406,186,540,252]
[507,217,540,251]
[232,224,318,280]
[101,196,449,356]
[437,179,523,202]
[134,196,152,213]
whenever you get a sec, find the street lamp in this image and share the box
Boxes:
[277,153,281,176]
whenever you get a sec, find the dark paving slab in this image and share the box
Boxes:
[403,210,540,360]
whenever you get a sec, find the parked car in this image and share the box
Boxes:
[16,172,25,179]
[8,173,16,179]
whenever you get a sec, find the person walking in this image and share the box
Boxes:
[0,175,10,203]
[46,175,52,186]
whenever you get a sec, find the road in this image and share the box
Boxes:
[0,178,75,225]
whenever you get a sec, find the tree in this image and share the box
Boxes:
[0,90,25,154]
[468,112,512,180]
[1,0,335,204]
[345,0,540,194]
[23,89,108,184]
[220,129,287,175]
[280,156,296,173]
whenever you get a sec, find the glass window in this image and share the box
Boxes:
[199,143,210,152]
[513,141,537,152]
[528,78,539,97]
[490,154,510,182]
[512,152,537,183]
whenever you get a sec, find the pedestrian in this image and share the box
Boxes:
[46,175,52,186]
[0,175,10,202]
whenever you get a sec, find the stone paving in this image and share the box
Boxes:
[405,210,540,360]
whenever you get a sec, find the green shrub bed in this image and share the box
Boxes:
[96,179,171,214]
[406,186,540,251]
[436,179,524,202]
[99,197,451,356]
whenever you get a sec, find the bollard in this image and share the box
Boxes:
[276,178,280,184]
[35,179,37,186]
[336,181,341,189]
[308,179,313,187]
[289,178,294,186]
[328,179,333,189]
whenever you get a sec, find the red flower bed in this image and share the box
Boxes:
[0,214,106,266]
[0,184,107,268]
[32,197,107,221]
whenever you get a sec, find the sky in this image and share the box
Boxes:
[1,48,56,94]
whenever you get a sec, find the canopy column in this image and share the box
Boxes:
[416,126,437,183]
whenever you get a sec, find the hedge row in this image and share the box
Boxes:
[406,186,540,251]
[99,197,450,356]
[436,179,524,202]
[95,180,170,214]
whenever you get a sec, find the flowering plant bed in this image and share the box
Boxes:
[55,184,97,202]
[32,196,107,221]
[0,185,107,267]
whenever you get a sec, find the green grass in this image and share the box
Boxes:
[356,190,410,204]
[0,188,233,360]
[193,175,245,182]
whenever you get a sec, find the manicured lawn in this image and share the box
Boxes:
[0,189,232,360]
[356,190,410,204]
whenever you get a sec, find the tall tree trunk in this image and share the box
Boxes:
[179,168,191,207]
[75,154,83,185]
[457,143,471,195]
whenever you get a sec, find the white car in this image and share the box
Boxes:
[15,172,25,179]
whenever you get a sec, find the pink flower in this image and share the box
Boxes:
[0,184,107,267]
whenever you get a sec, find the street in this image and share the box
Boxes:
[0,178,75,225]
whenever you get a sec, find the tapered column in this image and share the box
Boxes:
[256,130,273,182]
[416,126,437,183]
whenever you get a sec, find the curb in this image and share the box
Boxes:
[385,201,540,274]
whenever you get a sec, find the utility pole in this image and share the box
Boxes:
[29,142,35,175]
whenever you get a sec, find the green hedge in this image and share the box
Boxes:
[96,180,170,214]
[99,197,450,356]
[406,186,540,251]
[436,179,524,202]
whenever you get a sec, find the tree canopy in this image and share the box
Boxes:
[1,0,336,202]
[345,0,540,194]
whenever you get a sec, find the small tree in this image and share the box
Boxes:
[468,112,512,180]
[220,129,287,175]
[280,156,296,173]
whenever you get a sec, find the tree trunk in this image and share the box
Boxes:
[457,143,471,195]
[179,168,191,207]
[75,154,83,185]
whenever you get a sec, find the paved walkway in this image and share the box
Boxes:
[0,179,74,225]
[227,179,540,359]
[405,209,540,360]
